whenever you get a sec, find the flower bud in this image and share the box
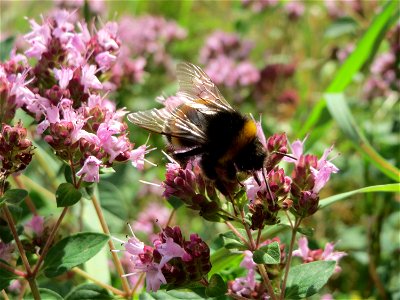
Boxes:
[265,133,288,172]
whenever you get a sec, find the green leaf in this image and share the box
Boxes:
[26,288,63,300]
[206,274,227,297]
[320,183,400,208]
[325,93,400,181]
[219,230,248,250]
[43,232,109,277]
[324,17,358,39]
[253,241,281,265]
[56,183,82,207]
[167,196,184,210]
[297,227,314,237]
[209,248,242,277]
[284,261,336,299]
[0,189,28,206]
[65,283,113,300]
[0,261,18,290]
[298,1,400,181]
[0,36,15,61]
[301,1,398,136]
[140,288,217,299]
[98,181,128,222]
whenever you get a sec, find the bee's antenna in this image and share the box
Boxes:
[274,151,297,161]
[261,167,275,202]
[253,171,261,186]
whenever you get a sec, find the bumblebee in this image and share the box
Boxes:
[128,62,266,193]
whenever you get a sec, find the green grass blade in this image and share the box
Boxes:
[320,183,400,208]
[325,93,400,181]
[300,1,398,137]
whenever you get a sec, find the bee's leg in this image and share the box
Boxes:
[171,146,204,165]
[200,154,218,180]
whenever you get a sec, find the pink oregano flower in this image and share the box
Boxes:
[293,236,347,273]
[76,156,102,182]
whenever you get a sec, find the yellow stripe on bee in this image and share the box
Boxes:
[219,119,257,163]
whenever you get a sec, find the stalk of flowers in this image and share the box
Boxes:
[0,52,30,124]
[111,14,186,87]
[5,10,149,184]
[253,62,298,107]
[293,236,347,273]
[283,0,305,21]
[162,158,224,222]
[363,23,400,100]
[228,237,286,300]
[113,224,211,292]
[284,138,339,218]
[0,121,35,187]
[241,0,279,13]
[199,31,260,91]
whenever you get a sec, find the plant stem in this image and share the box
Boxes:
[0,261,26,277]
[240,210,256,250]
[33,207,69,275]
[91,194,131,296]
[166,208,176,227]
[256,228,262,248]
[27,278,40,300]
[1,290,10,300]
[130,273,145,298]
[280,217,301,300]
[225,221,251,248]
[2,205,32,274]
[72,267,125,296]
[258,264,278,300]
[228,293,252,300]
[12,175,37,215]
[238,208,277,300]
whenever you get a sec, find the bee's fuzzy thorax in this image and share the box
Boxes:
[219,119,258,164]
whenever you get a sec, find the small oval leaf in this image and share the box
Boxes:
[43,232,109,278]
[0,261,18,290]
[65,283,113,300]
[56,183,82,207]
[0,189,28,206]
[284,260,336,299]
[253,241,281,264]
[206,274,227,297]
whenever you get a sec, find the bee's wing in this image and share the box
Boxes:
[176,62,234,112]
[127,108,169,134]
[127,107,208,145]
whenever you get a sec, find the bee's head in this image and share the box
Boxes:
[234,138,267,172]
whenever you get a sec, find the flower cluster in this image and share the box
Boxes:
[293,236,347,273]
[284,0,305,21]
[363,23,400,100]
[113,15,186,82]
[228,250,269,299]
[162,159,222,222]
[199,31,260,88]
[324,0,364,20]
[114,225,211,292]
[0,121,34,180]
[254,62,298,106]
[286,138,339,218]
[2,10,148,183]
[241,0,279,13]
